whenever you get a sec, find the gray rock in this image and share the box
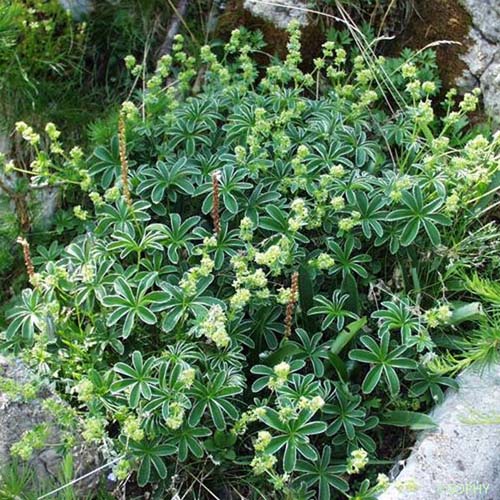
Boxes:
[0,134,8,155]
[379,364,500,500]
[0,132,60,230]
[243,0,309,29]
[461,0,500,43]
[59,0,92,20]
[0,355,101,495]
[457,0,500,125]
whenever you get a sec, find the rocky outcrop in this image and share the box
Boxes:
[59,0,92,19]
[0,355,101,495]
[457,0,500,125]
[379,364,500,500]
[243,0,309,28]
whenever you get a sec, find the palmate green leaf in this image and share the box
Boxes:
[296,446,349,499]
[158,277,223,332]
[326,237,371,280]
[289,329,330,377]
[5,288,46,342]
[112,351,157,408]
[136,157,199,204]
[309,290,358,331]
[167,425,211,462]
[101,276,170,337]
[349,332,417,395]
[386,185,451,247]
[188,373,242,430]
[372,300,420,343]
[380,411,437,430]
[90,135,121,188]
[127,439,176,486]
[161,213,200,264]
[406,365,458,404]
[258,409,326,472]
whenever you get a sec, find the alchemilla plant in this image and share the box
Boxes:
[2,22,500,499]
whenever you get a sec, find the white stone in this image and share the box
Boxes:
[243,0,309,29]
[379,364,500,500]
[59,0,92,19]
[457,0,500,126]
[0,355,101,495]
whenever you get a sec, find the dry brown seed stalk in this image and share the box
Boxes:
[118,114,132,207]
[284,271,299,339]
[17,236,35,281]
[212,171,221,235]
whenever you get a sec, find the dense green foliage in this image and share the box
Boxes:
[1,19,500,499]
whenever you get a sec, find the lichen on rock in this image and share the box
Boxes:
[457,0,500,125]
[0,355,101,495]
[379,363,500,499]
[243,0,309,29]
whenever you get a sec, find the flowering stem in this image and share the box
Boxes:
[212,171,221,235]
[17,236,35,282]
[284,271,299,338]
[118,114,132,208]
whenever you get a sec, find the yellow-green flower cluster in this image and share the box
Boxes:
[10,425,49,461]
[121,100,139,121]
[390,176,412,202]
[179,367,196,388]
[15,121,40,146]
[339,211,361,232]
[267,362,290,390]
[254,237,291,275]
[309,252,335,271]
[230,255,269,307]
[180,254,215,296]
[73,205,88,221]
[347,448,369,475]
[232,406,267,435]
[239,216,254,242]
[253,430,272,453]
[74,378,94,403]
[297,395,325,413]
[424,304,452,328]
[199,305,230,348]
[123,415,144,442]
[459,89,480,113]
[230,287,251,311]
[414,100,434,125]
[289,198,309,231]
[82,416,107,443]
[104,186,121,202]
[401,62,417,80]
[377,473,390,490]
[166,401,185,430]
[250,453,277,475]
[115,459,132,481]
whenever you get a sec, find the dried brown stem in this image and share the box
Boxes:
[284,271,299,339]
[17,236,35,281]
[118,115,132,207]
[211,171,221,235]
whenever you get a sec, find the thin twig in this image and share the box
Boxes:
[37,456,124,500]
